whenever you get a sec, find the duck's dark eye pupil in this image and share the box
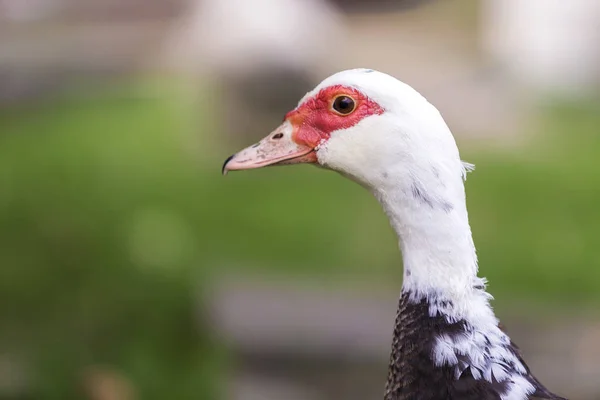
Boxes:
[333,96,355,114]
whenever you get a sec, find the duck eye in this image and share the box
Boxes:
[332,95,356,115]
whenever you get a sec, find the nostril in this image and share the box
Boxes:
[272,133,284,139]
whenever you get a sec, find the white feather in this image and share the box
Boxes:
[502,376,536,400]
[434,334,459,366]
[310,69,480,313]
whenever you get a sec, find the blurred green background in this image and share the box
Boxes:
[1,0,599,399]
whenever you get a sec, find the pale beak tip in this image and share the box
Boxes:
[222,154,234,176]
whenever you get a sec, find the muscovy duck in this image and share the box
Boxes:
[222,68,567,400]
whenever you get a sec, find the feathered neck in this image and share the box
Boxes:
[375,163,564,400]
[372,160,482,307]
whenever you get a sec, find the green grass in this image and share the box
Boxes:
[0,79,598,397]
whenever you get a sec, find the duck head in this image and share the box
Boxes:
[222,68,471,194]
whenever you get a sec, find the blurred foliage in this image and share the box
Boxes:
[0,78,598,398]
[0,81,224,400]
[466,101,600,304]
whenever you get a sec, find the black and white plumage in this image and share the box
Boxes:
[384,291,565,400]
[223,69,567,400]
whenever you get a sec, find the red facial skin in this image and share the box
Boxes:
[221,85,385,173]
[284,85,385,153]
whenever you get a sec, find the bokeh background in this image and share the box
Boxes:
[1,0,599,399]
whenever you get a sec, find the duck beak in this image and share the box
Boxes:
[222,120,317,175]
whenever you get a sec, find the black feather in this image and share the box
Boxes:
[384,292,567,400]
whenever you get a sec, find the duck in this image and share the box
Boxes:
[222,68,567,400]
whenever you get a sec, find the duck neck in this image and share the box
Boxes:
[373,171,481,306]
